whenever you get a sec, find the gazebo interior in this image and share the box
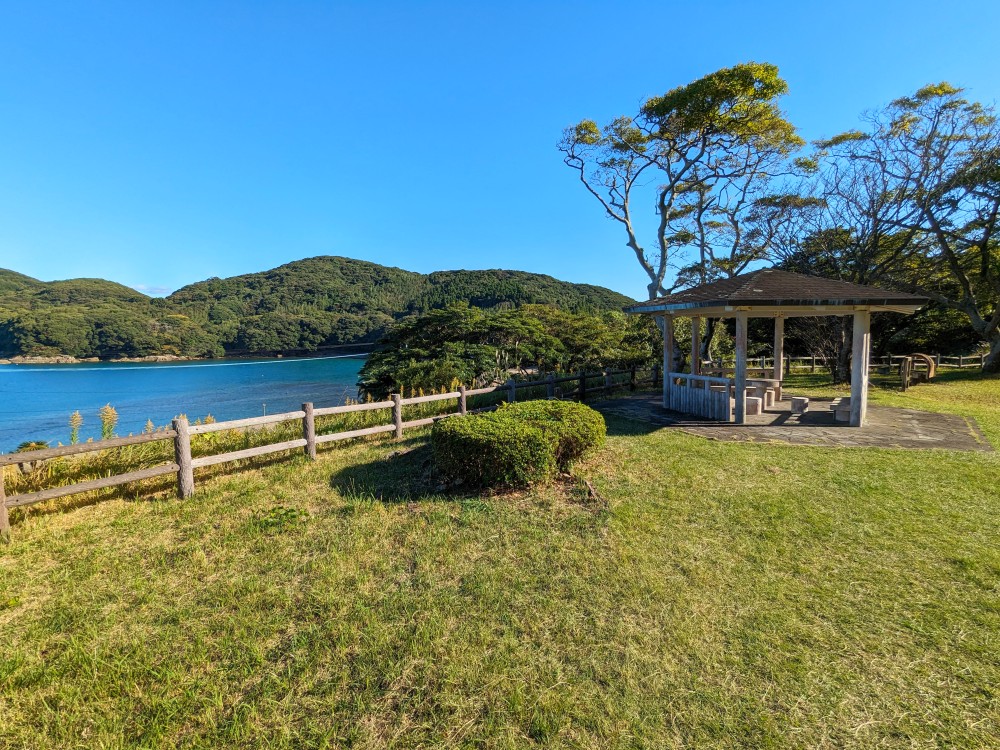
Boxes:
[625,269,928,427]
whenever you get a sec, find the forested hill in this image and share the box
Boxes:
[0,256,634,359]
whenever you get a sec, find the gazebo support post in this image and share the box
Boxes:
[850,309,871,427]
[662,315,674,409]
[773,315,784,382]
[691,317,701,375]
[734,312,748,424]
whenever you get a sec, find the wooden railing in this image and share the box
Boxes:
[704,352,988,374]
[666,372,732,422]
[0,367,655,542]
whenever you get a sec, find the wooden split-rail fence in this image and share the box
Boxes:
[0,367,654,542]
[719,352,989,374]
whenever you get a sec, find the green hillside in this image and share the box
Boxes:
[0,256,634,359]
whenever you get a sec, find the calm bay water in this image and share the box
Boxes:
[0,355,366,452]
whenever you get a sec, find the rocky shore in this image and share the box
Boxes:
[0,354,192,365]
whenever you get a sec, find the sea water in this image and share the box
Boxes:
[0,355,366,452]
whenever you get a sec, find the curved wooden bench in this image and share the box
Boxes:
[910,353,937,380]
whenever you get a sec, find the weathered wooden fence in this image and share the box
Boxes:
[0,367,654,542]
[706,352,988,374]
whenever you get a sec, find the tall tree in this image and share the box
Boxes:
[768,144,918,383]
[816,84,1000,371]
[559,62,804,300]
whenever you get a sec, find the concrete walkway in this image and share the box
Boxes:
[592,393,993,452]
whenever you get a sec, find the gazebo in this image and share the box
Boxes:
[625,269,928,427]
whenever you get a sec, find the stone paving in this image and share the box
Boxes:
[592,393,993,452]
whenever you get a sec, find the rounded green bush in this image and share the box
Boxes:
[432,412,557,488]
[431,400,606,489]
[499,400,606,468]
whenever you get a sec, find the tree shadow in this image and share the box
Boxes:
[599,413,663,438]
[328,439,441,504]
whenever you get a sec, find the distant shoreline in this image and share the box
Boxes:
[0,348,373,366]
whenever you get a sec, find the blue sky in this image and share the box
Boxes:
[1,1,997,301]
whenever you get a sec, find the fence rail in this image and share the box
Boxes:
[703,352,988,374]
[0,367,656,542]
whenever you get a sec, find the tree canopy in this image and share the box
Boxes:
[563,70,1000,374]
[804,83,1000,371]
[560,62,805,300]
[357,304,660,399]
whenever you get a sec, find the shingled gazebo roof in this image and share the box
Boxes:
[625,269,928,317]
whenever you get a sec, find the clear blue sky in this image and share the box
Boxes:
[1,1,997,301]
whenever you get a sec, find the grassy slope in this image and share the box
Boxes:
[1,374,998,748]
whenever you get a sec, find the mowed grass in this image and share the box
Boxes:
[1,375,999,748]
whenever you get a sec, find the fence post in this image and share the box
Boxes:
[579,372,587,402]
[392,394,403,438]
[506,379,516,403]
[981,353,986,369]
[458,385,467,415]
[0,470,9,544]
[811,355,816,373]
[936,353,942,367]
[629,367,636,392]
[172,417,194,499]
[546,374,555,399]
[302,402,316,460]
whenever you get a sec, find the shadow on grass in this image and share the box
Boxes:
[329,437,441,504]
[598,413,663,438]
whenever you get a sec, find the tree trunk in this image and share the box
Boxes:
[831,319,852,385]
[654,315,684,372]
[702,318,719,363]
[984,334,1000,374]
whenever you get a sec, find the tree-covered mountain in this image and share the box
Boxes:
[0,257,634,359]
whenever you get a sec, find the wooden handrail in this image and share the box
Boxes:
[0,430,176,467]
[464,386,501,397]
[401,391,460,405]
[6,463,180,509]
[315,423,397,444]
[314,400,392,416]
[190,439,308,468]
[188,411,305,434]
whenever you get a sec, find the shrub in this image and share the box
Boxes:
[500,400,605,468]
[431,400,606,489]
[432,412,557,489]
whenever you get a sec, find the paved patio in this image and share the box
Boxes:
[592,393,993,452]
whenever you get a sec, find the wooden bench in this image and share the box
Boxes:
[829,397,851,422]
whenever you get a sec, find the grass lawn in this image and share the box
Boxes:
[1,372,998,748]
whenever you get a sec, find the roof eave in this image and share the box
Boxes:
[625,298,928,316]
